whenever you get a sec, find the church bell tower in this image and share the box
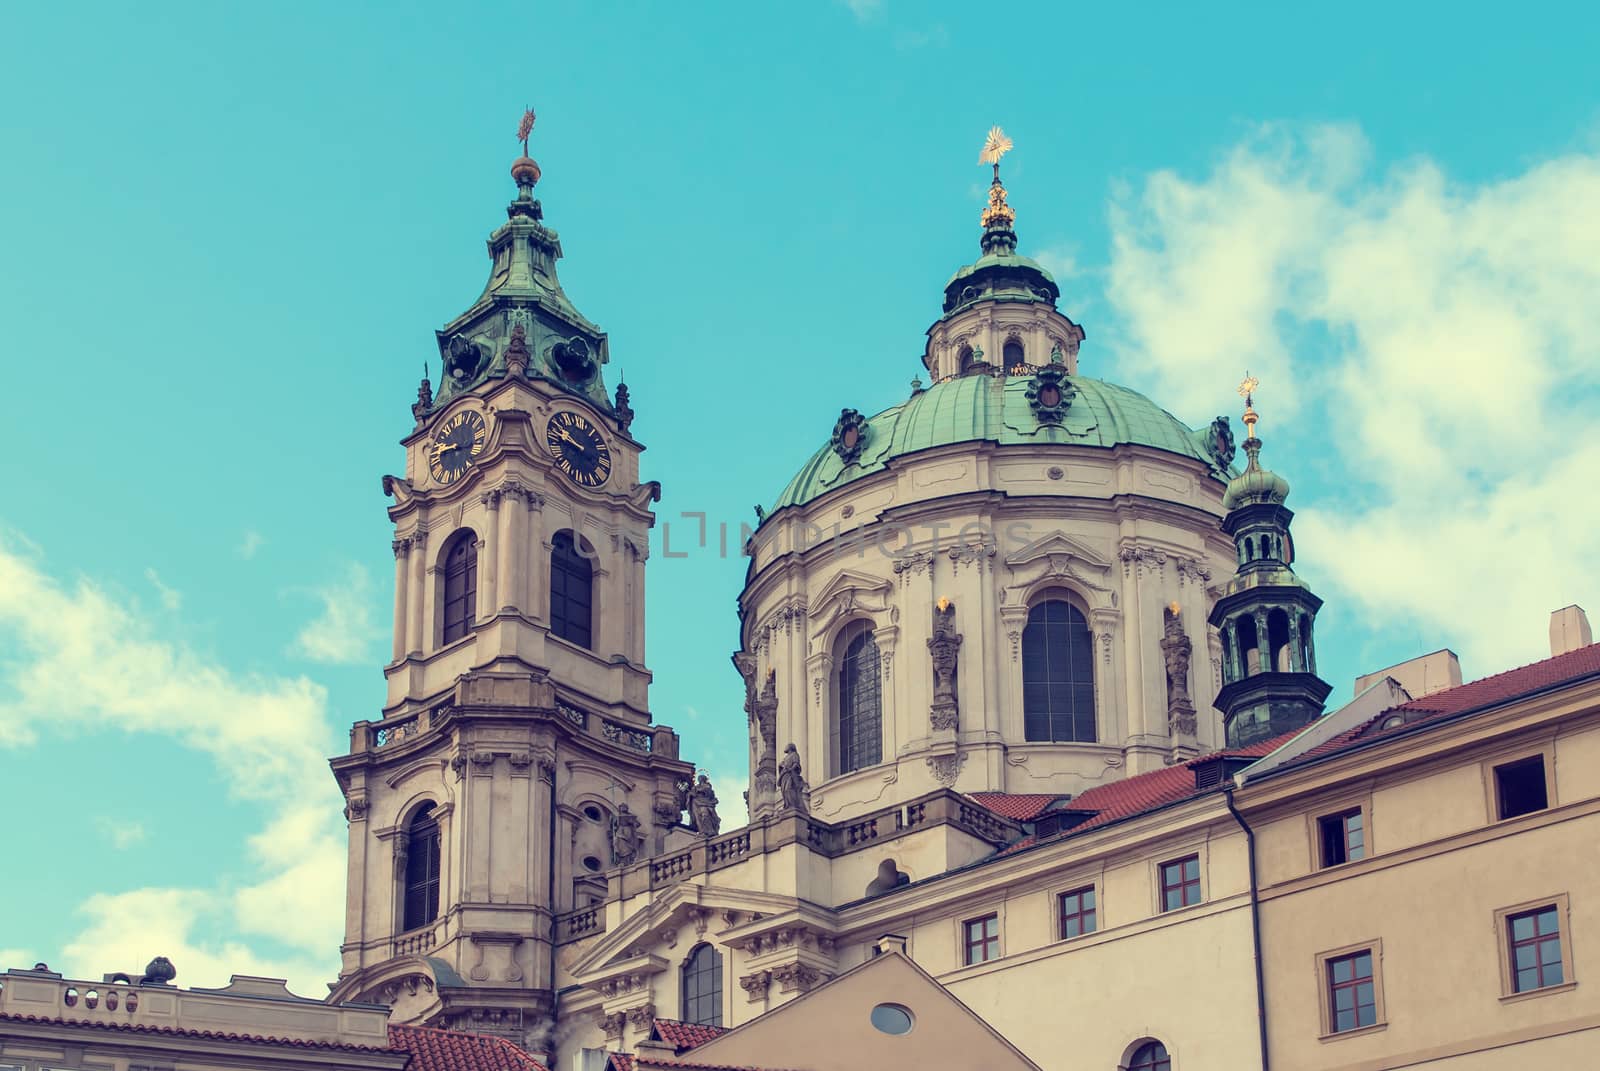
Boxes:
[328,111,695,1058]
[1208,379,1332,746]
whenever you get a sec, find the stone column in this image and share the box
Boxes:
[1254,609,1271,676]
[1286,614,1302,673]
[480,489,501,620]
[408,530,428,656]
[391,539,410,663]
[497,487,520,613]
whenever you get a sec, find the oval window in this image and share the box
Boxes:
[582,855,603,872]
[869,1002,914,1035]
[583,805,604,822]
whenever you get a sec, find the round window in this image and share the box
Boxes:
[582,855,603,872]
[869,1003,914,1035]
[583,805,604,822]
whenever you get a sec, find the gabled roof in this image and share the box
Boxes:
[651,1017,728,1052]
[1260,641,1600,776]
[388,1024,548,1071]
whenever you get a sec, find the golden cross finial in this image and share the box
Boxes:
[517,107,537,155]
[1238,371,1261,437]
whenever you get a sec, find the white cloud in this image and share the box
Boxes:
[144,567,182,611]
[841,0,884,21]
[237,530,265,559]
[94,817,146,850]
[1105,124,1600,672]
[289,563,382,665]
[0,948,36,970]
[0,535,345,990]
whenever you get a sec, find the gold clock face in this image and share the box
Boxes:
[544,410,612,488]
[429,409,487,486]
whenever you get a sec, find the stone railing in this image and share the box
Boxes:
[374,710,426,749]
[556,905,605,942]
[392,924,438,956]
[0,967,390,1046]
[604,790,1024,903]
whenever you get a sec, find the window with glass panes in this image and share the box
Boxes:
[401,804,441,931]
[441,533,478,644]
[1159,855,1201,911]
[1508,905,1564,992]
[1058,886,1096,939]
[1318,808,1365,867]
[1127,1041,1170,1070]
[963,913,1000,965]
[1021,599,1096,742]
[1326,949,1378,1032]
[833,622,883,775]
[549,531,594,648]
[680,943,723,1027]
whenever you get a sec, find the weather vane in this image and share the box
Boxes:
[517,107,537,156]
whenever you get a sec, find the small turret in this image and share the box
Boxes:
[1208,375,1332,746]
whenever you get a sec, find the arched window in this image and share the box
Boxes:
[834,621,883,775]
[441,532,478,644]
[1003,339,1025,369]
[1126,1041,1171,1071]
[401,803,441,932]
[550,531,594,649]
[1022,599,1096,742]
[681,943,723,1027]
[957,345,975,374]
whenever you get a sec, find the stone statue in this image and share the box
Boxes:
[611,803,642,866]
[778,743,809,813]
[688,774,721,837]
[1161,604,1197,738]
[928,598,962,732]
[504,322,531,378]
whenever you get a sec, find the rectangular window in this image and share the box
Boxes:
[1326,950,1378,1033]
[1058,886,1097,939]
[1507,905,1565,993]
[1159,855,1201,912]
[1318,808,1365,867]
[963,913,1000,965]
[1494,756,1549,820]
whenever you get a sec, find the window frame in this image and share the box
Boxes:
[439,531,479,646]
[1156,853,1203,913]
[1122,1039,1172,1071]
[1056,883,1098,941]
[1314,939,1386,1040]
[679,942,724,1027]
[399,803,442,933]
[549,530,595,650]
[832,620,884,776]
[1495,894,1576,1002]
[960,911,1001,967]
[1485,748,1554,822]
[1307,797,1371,870]
[1020,595,1098,744]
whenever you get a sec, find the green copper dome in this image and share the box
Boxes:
[770,374,1234,513]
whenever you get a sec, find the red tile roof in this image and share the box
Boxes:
[389,1023,548,1071]
[1281,642,1600,771]
[975,731,1299,856]
[651,1018,727,1052]
[625,1059,800,1071]
[0,1010,392,1053]
[964,793,1064,821]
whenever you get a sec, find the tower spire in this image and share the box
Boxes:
[1208,374,1331,746]
[978,126,1017,255]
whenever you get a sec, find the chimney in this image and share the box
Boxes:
[1355,649,1462,700]
[1550,605,1593,657]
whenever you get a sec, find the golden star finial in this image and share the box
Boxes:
[1238,371,1260,437]
[979,126,1014,167]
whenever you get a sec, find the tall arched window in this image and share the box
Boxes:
[834,621,883,775]
[441,532,478,644]
[401,803,441,932]
[681,943,723,1027]
[1022,598,1096,742]
[1126,1041,1171,1071]
[957,345,975,374]
[1003,338,1025,368]
[550,531,594,649]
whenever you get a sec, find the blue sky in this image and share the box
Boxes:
[2,2,1598,991]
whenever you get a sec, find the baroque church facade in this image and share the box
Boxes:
[315,123,1600,1071]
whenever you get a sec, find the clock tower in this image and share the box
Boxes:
[328,113,695,1058]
